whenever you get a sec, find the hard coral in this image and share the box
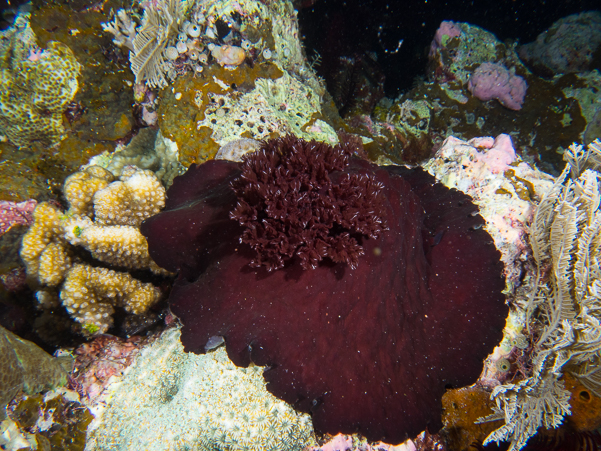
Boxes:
[85,327,315,450]
[0,40,81,147]
[141,136,507,442]
[230,136,387,271]
[20,166,167,335]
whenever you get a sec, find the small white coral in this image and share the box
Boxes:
[102,9,137,51]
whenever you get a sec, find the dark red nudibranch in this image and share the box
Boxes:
[140,135,506,443]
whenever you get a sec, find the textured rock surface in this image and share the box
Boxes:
[85,327,316,451]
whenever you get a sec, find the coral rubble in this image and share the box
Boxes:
[20,166,167,335]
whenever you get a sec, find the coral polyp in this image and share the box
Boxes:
[230,136,387,271]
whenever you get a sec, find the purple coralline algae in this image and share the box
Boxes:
[468,62,528,110]
[0,200,37,237]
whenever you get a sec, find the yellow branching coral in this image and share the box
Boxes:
[38,242,71,287]
[64,166,115,217]
[93,166,166,227]
[61,264,160,334]
[20,165,168,335]
[19,202,64,281]
[63,220,165,274]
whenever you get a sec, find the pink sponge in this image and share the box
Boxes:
[468,62,528,110]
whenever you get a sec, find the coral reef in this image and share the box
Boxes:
[0,325,69,420]
[423,134,555,287]
[101,0,339,165]
[477,139,601,450]
[364,18,590,171]
[422,135,601,451]
[0,2,147,212]
[85,326,316,451]
[0,15,82,147]
[518,11,601,77]
[19,165,167,335]
[141,135,506,442]
[29,6,130,141]
[427,19,520,87]
[102,0,324,93]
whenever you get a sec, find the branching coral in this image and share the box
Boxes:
[101,9,137,51]
[20,166,168,335]
[478,139,601,450]
[142,135,506,442]
[61,264,160,334]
